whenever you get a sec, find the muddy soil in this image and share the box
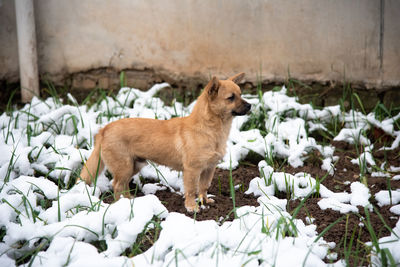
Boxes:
[154,165,260,222]
[112,137,400,264]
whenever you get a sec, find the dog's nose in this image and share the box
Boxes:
[244,101,251,111]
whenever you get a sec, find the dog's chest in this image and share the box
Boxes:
[215,141,226,157]
[207,131,229,164]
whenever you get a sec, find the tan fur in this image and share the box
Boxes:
[79,73,251,212]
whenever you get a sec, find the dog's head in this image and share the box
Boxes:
[205,72,251,119]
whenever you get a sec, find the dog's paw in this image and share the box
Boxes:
[205,198,215,204]
[199,194,215,205]
[185,198,199,213]
[185,204,199,213]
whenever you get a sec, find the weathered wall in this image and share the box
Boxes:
[0,0,399,89]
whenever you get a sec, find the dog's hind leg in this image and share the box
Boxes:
[111,158,147,200]
[111,161,134,200]
[102,149,134,200]
[199,167,216,205]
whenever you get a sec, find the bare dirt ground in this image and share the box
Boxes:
[141,136,400,264]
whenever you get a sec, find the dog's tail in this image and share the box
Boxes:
[79,129,105,184]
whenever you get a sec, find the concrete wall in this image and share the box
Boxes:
[1,0,399,89]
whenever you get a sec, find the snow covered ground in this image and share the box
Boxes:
[0,84,399,266]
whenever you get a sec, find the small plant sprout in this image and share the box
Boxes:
[229,154,237,219]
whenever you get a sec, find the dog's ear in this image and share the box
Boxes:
[228,72,245,84]
[205,76,220,98]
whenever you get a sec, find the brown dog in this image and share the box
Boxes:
[79,73,251,212]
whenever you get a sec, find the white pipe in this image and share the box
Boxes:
[15,0,39,102]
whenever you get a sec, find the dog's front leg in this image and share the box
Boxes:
[183,167,201,213]
[199,167,216,205]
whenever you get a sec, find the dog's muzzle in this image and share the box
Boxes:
[232,101,251,116]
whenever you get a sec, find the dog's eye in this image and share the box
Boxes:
[227,94,235,101]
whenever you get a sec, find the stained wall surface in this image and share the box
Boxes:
[1,0,399,88]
